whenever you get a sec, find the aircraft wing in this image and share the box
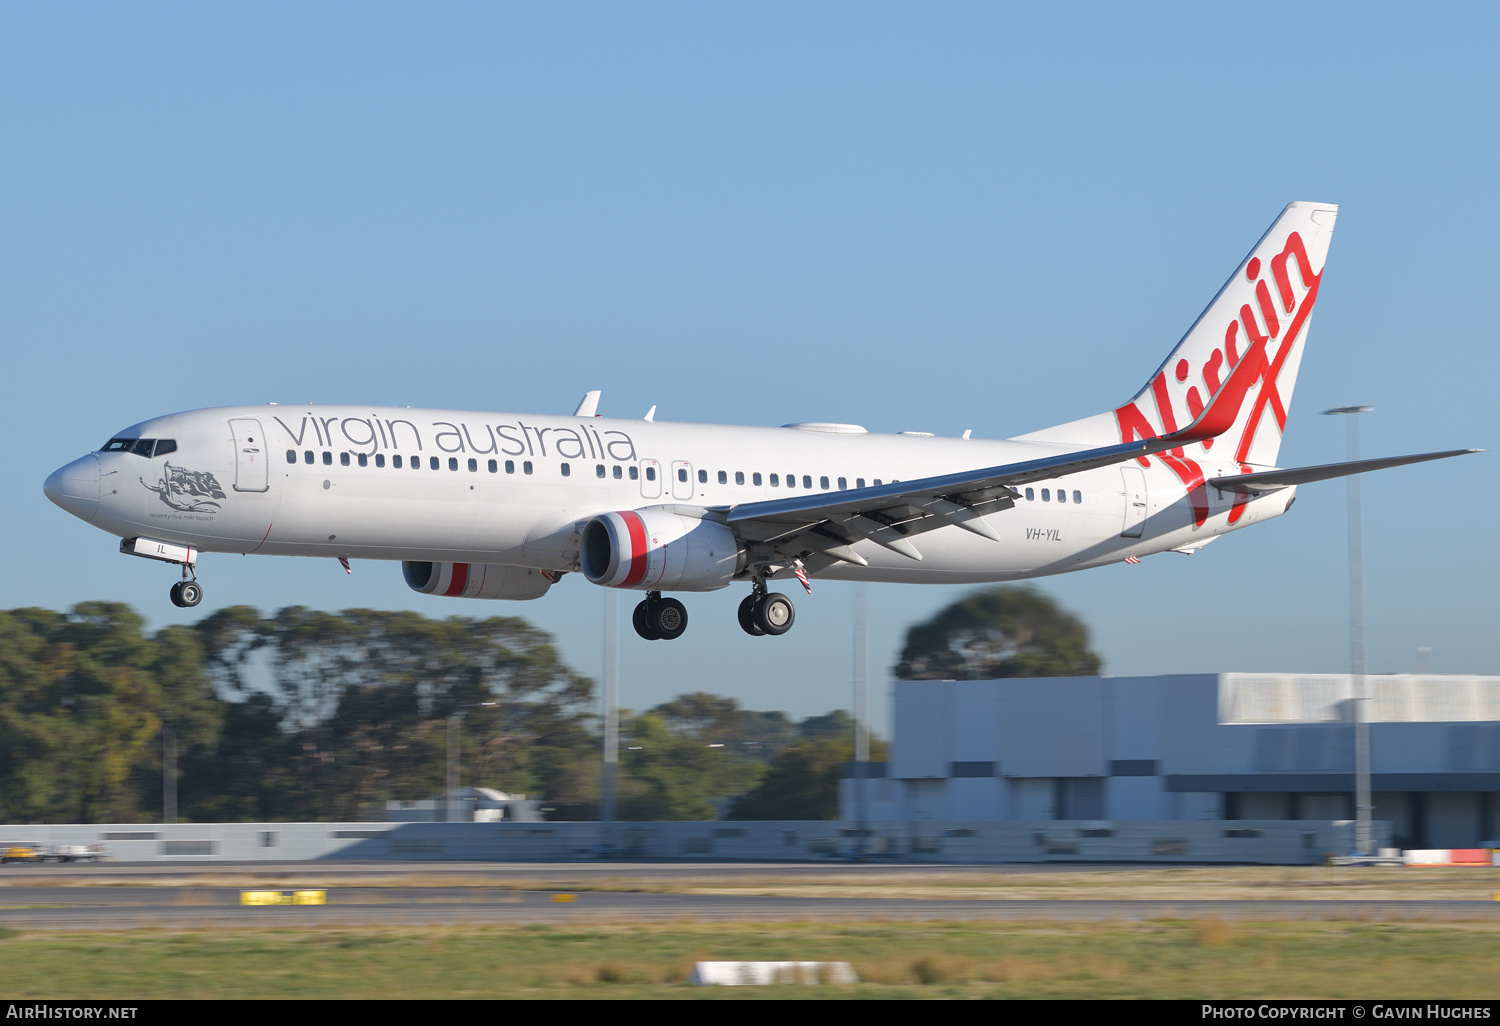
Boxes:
[721,342,1280,568]
[1205,449,1481,495]
[722,434,1185,559]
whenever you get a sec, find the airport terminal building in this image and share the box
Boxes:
[843,673,1500,850]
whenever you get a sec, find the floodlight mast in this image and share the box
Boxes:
[446,702,498,823]
[1323,404,1374,857]
[853,586,869,858]
[602,589,619,850]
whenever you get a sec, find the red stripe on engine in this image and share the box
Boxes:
[620,512,649,587]
[443,562,469,596]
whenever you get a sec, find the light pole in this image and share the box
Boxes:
[853,585,869,858]
[162,726,177,825]
[1323,404,1374,856]
[601,589,619,852]
[445,702,497,823]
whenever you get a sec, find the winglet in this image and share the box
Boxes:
[573,391,601,417]
[1160,336,1270,445]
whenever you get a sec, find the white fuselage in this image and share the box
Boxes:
[51,404,1294,589]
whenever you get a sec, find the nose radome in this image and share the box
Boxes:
[44,454,101,522]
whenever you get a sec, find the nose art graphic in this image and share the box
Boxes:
[44,455,102,522]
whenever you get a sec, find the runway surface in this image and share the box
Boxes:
[0,862,1496,930]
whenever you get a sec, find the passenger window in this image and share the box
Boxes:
[736,471,745,485]
[628,466,638,480]
[613,465,622,479]
[596,464,605,478]
[487,459,497,473]
[1056,488,1065,503]
[1073,490,1082,503]
[786,474,795,488]
[717,470,727,484]
[699,469,708,484]
[561,463,570,476]
[770,473,779,486]
[505,460,515,473]
[340,452,351,467]
[523,461,533,475]
[323,452,333,466]
[837,477,847,489]
[393,454,403,469]
[358,454,368,467]
[428,456,438,470]
[856,478,865,488]
[752,472,761,486]
[874,478,882,486]
[679,468,688,482]
[816,476,825,489]
[468,458,478,472]
[286,450,296,464]
[1042,488,1050,501]
[412,457,420,470]
[154,440,177,457]
[376,454,386,468]
[1025,487,1034,501]
[645,466,655,481]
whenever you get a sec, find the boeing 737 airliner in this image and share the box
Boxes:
[43,202,1477,641]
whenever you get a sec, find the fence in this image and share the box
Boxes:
[0,819,1386,865]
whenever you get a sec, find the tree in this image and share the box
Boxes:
[726,730,889,821]
[0,603,218,823]
[894,585,1102,680]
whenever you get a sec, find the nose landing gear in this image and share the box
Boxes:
[169,565,203,608]
[632,592,688,641]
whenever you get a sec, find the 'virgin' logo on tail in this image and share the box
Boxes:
[1112,230,1322,525]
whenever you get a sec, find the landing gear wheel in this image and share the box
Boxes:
[169,581,186,608]
[632,599,661,641]
[754,592,795,636]
[178,580,203,607]
[737,594,766,636]
[648,597,688,640]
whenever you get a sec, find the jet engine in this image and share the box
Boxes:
[580,507,742,592]
[402,561,555,600]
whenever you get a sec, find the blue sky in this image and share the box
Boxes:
[4,3,1495,734]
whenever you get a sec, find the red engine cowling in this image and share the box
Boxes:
[402,561,556,600]
[579,508,742,592]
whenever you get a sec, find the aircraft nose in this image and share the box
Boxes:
[44,454,101,522]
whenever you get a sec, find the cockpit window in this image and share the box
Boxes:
[100,437,173,457]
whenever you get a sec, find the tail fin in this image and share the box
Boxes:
[1016,201,1338,468]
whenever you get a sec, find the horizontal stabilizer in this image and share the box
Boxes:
[1206,449,1481,495]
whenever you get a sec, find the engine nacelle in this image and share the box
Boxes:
[402,561,555,600]
[580,507,742,592]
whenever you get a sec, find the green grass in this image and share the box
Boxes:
[3,920,1500,998]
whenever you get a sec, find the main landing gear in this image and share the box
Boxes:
[737,586,795,637]
[629,586,797,641]
[169,565,203,608]
[633,592,688,641]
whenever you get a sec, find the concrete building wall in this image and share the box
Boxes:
[869,675,1500,846]
[0,818,1380,865]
